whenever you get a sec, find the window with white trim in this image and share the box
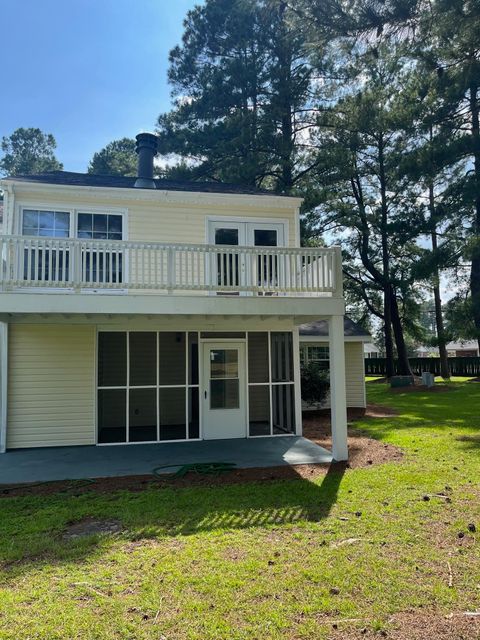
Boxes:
[77,213,123,240]
[300,345,330,371]
[20,208,125,285]
[22,209,70,237]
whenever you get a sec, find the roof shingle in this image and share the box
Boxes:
[299,317,371,338]
[2,170,293,197]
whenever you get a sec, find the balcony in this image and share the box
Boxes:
[0,236,342,299]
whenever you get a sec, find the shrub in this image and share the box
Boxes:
[300,362,330,406]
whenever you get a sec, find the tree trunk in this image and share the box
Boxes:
[383,285,395,377]
[429,182,450,379]
[469,83,480,354]
[378,132,404,377]
[390,286,413,375]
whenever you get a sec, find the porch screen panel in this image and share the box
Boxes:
[129,388,157,442]
[159,388,186,440]
[271,332,295,434]
[188,333,200,438]
[98,332,127,387]
[98,389,127,443]
[188,387,200,438]
[271,332,293,382]
[248,385,270,436]
[247,331,296,437]
[159,332,186,385]
[248,332,271,436]
[248,332,269,383]
[272,384,295,434]
[97,330,200,444]
[129,332,156,386]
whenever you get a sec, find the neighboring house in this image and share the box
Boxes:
[0,133,349,461]
[364,342,381,359]
[299,317,370,410]
[415,341,480,358]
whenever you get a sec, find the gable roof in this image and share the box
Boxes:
[299,317,371,339]
[2,170,294,198]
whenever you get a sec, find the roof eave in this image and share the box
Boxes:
[0,177,304,208]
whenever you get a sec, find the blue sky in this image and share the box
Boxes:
[1,0,200,172]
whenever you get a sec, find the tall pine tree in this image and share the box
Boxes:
[157,0,317,193]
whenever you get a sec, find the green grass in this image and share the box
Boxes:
[1,382,479,639]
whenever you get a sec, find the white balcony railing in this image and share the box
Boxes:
[0,236,341,297]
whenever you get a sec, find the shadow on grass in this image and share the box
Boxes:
[455,434,480,450]
[0,463,346,574]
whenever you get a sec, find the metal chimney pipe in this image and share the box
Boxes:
[134,132,158,189]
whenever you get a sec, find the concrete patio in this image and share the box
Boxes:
[0,437,333,485]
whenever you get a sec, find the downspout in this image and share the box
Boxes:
[0,184,15,236]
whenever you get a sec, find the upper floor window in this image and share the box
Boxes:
[22,210,70,237]
[77,213,123,240]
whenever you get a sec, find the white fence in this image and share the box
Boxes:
[0,236,341,296]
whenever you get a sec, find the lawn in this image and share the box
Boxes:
[0,382,479,639]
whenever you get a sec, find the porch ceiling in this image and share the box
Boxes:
[0,437,333,484]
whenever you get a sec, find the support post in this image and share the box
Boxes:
[329,315,348,461]
[292,328,303,435]
[0,322,8,453]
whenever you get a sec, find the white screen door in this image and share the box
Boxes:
[202,342,246,439]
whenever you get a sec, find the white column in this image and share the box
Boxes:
[329,315,348,461]
[292,328,302,436]
[0,322,8,454]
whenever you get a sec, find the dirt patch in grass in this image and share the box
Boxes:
[328,610,480,639]
[0,463,347,498]
[303,410,403,470]
[62,518,122,539]
[365,403,399,418]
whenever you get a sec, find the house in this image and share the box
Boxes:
[0,133,349,461]
[415,341,479,358]
[364,341,381,359]
[299,317,370,410]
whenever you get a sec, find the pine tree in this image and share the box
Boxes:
[306,45,423,377]
[87,138,137,176]
[0,127,62,176]
[157,0,316,193]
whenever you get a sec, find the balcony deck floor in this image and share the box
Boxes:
[0,437,333,485]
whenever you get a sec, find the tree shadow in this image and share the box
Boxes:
[0,463,346,578]
[455,434,480,450]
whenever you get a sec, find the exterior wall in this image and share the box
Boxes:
[8,189,299,247]
[6,318,300,449]
[343,342,366,407]
[301,340,366,409]
[7,324,95,448]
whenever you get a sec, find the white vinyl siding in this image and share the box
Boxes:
[344,342,366,408]
[300,340,366,409]
[7,325,95,448]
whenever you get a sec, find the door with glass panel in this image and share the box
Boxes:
[202,342,247,439]
[246,222,284,291]
[208,221,246,292]
[208,220,285,292]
